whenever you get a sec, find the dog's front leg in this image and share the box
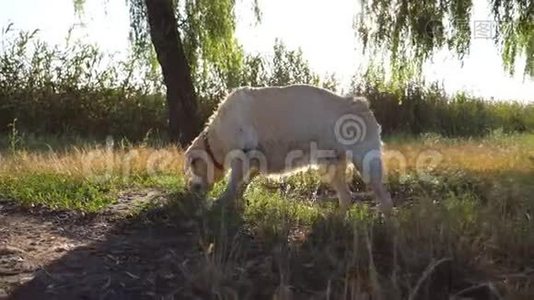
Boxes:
[217,158,246,208]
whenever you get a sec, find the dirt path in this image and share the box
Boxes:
[0,190,203,299]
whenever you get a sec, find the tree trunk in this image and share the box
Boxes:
[144,0,199,147]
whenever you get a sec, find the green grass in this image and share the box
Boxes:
[177,133,534,298]
[195,178,533,298]
[0,171,187,212]
[0,133,186,211]
[0,173,115,212]
[1,133,533,297]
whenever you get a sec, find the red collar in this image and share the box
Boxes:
[204,136,224,170]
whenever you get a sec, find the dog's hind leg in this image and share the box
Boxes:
[352,150,393,214]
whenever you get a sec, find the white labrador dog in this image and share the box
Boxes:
[184,84,392,213]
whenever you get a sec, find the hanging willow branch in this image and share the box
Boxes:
[356,0,533,78]
[74,0,261,84]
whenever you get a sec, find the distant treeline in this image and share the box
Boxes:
[1,30,532,141]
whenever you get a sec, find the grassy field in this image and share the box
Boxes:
[1,133,534,298]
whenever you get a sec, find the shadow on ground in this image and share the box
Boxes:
[2,177,523,299]
[2,191,213,299]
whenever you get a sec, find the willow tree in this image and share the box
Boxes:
[355,0,533,81]
[76,0,259,146]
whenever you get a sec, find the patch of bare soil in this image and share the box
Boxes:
[0,190,205,299]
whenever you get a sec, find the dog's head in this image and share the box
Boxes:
[184,135,224,194]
